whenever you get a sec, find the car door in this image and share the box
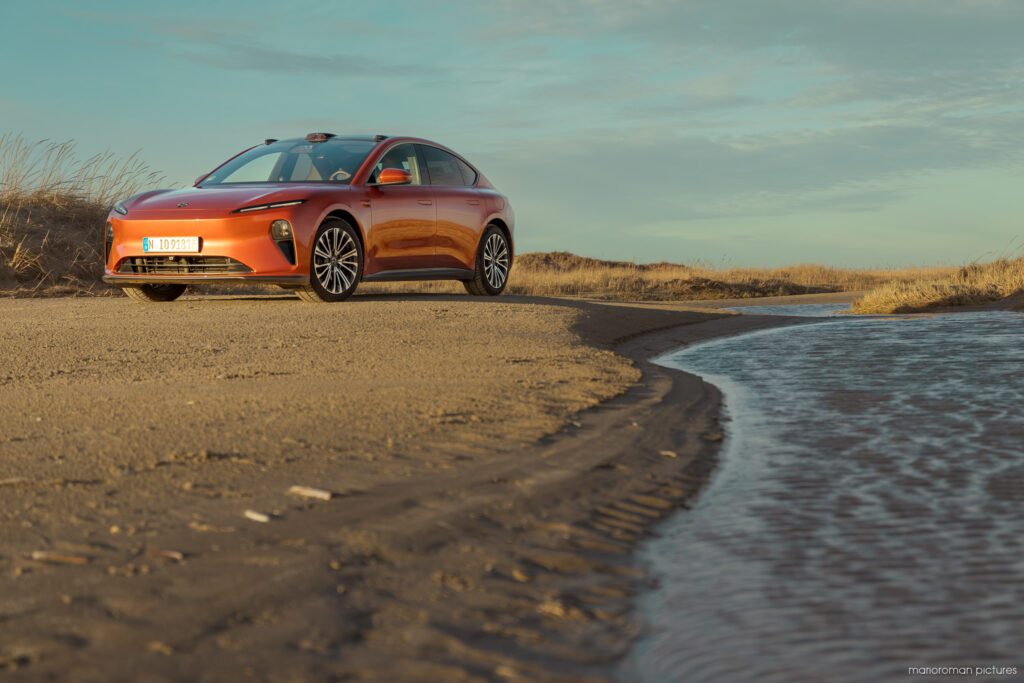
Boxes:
[364,143,436,274]
[418,144,486,271]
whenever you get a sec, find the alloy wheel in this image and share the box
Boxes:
[483,232,510,290]
[313,226,359,294]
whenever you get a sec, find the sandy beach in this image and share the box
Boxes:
[0,293,845,681]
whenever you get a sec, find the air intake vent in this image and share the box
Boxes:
[118,256,252,275]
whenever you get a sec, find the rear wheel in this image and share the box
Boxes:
[296,218,363,303]
[122,284,187,303]
[464,226,511,296]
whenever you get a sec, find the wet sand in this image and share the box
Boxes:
[0,293,841,681]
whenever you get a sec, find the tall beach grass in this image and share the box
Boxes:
[0,135,164,295]
[851,256,1024,313]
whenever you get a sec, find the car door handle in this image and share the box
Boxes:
[417,199,433,206]
[466,199,480,205]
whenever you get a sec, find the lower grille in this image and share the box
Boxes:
[118,256,252,275]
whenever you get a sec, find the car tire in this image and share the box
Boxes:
[464,225,511,296]
[296,218,363,303]
[122,284,187,303]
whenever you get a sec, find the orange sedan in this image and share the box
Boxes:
[103,134,514,302]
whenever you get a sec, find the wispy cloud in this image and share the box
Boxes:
[173,40,446,79]
[489,1,1024,100]
[71,9,445,79]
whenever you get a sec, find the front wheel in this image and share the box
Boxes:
[296,218,363,303]
[122,284,187,303]
[464,226,511,296]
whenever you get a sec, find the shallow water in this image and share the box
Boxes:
[622,310,1024,683]
[727,303,851,317]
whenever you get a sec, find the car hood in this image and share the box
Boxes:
[123,185,336,214]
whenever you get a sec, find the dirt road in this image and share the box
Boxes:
[0,293,801,682]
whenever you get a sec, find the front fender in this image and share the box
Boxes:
[311,200,371,245]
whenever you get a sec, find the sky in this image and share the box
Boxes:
[2,0,1023,267]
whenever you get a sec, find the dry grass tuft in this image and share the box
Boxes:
[0,135,164,295]
[851,256,1024,313]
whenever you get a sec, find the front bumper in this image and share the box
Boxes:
[105,208,308,286]
[103,274,308,286]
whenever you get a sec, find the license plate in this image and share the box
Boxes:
[143,236,200,253]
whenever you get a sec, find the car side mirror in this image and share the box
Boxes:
[377,168,411,186]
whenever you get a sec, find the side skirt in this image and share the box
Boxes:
[362,268,475,282]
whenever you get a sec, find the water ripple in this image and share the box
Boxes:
[622,311,1024,683]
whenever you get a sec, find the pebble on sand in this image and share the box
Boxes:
[152,549,186,562]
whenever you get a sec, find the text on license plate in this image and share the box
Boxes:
[143,236,200,253]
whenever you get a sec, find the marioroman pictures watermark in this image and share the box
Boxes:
[908,666,1018,677]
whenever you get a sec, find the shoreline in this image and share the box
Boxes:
[0,293,848,681]
[590,294,1024,682]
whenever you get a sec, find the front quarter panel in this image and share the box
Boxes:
[305,190,372,270]
[103,187,367,282]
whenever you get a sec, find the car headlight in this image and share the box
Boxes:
[234,200,305,214]
[113,201,128,215]
[270,220,293,241]
[270,219,296,265]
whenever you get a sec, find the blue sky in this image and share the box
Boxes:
[3,0,1023,267]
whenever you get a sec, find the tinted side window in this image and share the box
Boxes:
[455,156,477,185]
[421,146,472,187]
[369,144,424,185]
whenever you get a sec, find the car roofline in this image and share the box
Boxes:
[270,135,388,144]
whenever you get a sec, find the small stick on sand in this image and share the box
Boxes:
[188,520,235,533]
[30,551,90,565]
[287,485,333,501]
[152,549,186,562]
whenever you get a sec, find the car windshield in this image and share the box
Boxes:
[200,139,376,186]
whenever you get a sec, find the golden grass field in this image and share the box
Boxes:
[360,252,956,302]
[2,136,1020,311]
[851,257,1024,313]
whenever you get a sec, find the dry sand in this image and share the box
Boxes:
[0,293,836,681]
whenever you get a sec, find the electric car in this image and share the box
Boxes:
[103,134,514,302]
